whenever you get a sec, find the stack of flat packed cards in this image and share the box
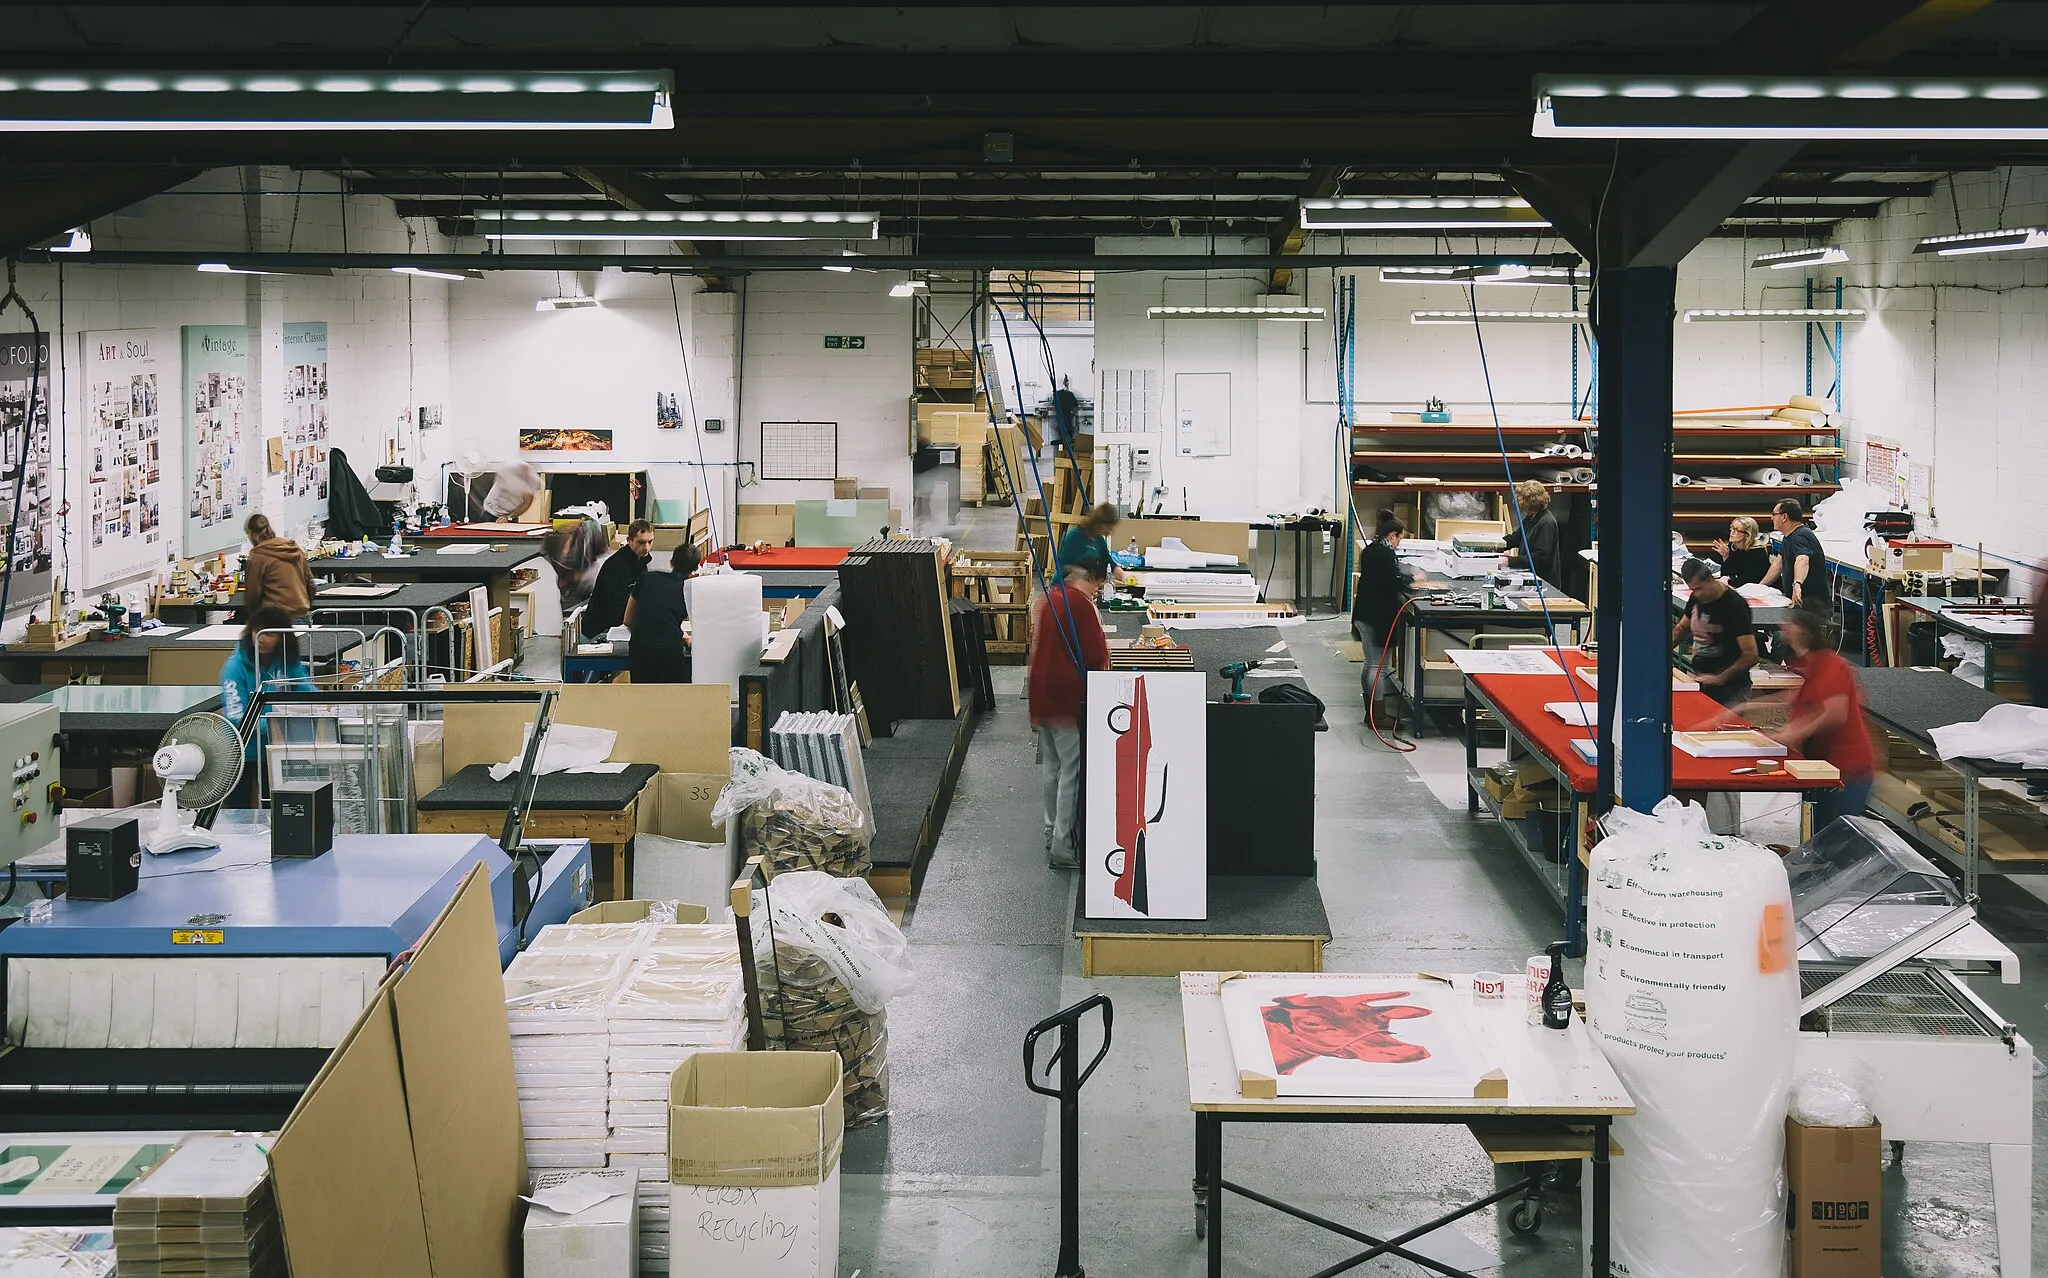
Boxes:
[504,950,628,1170]
[111,1135,281,1278]
[767,710,874,831]
[1108,638,1194,669]
[605,944,746,1274]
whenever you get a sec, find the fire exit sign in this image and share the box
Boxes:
[823,335,866,350]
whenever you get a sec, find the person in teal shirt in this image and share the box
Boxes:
[1057,503,1120,579]
[219,604,317,806]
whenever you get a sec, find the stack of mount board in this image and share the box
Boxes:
[768,710,875,834]
[504,950,629,1170]
[111,1134,281,1278]
[604,932,747,1275]
[1108,639,1195,670]
[1126,570,1261,604]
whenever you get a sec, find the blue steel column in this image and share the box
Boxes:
[1594,265,1676,812]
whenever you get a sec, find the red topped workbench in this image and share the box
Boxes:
[711,547,851,571]
[1460,647,1838,952]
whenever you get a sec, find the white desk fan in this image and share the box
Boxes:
[147,711,244,855]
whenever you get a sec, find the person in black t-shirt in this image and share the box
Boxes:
[623,542,701,684]
[1671,557,1758,706]
[1762,498,1831,612]
[583,519,654,640]
[1352,508,1416,720]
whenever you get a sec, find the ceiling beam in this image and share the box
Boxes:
[20,248,1587,272]
[1708,0,1999,73]
[566,167,677,212]
[0,165,201,256]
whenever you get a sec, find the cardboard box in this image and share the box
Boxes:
[569,898,710,925]
[524,1168,639,1278]
[1786,1117,1882,1278]
[832,477,858,500]
[669,1052,843,1278]
[632,772,730,844]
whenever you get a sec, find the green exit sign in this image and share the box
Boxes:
[824,335,866,350]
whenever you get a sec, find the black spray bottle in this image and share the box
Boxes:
[1540,941,1573,1030]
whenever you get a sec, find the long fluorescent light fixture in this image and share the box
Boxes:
[393,265,482,281]
[1682,308,1866,322]
[536,296,600,311]
[1912,227,2048,256]
[1752,246,1848,270]
[1411,310,1585,325]
[1302,197,1550,231]
[48,227,91,253]
[1380,265,1580,286]
[197,262,334,278]
[0,71,672,132]
[888,280,927,298]
[1535,75,2048,139]
[1149,305,1328,321]
[473,209,878,242]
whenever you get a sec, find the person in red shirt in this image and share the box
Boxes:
[1760,609,1875,831]
[1029,564,1112,868]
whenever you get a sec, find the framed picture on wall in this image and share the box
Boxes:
[519,427,613,452]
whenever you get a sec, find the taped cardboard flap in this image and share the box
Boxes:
[1237,1070,1278,1100]
[670,1051,845,1188]
[1471,1069,1510,1100]
[390,866,526,1276]
[570,899,710,925]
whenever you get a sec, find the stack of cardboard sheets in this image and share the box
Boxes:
[112,1135,282,1278]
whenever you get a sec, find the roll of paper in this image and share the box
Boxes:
[1771,406,1830,428]
[1672,473,1693,487]
[686,571,765,702]
[1570,467,1595,485]
[1747,467,1785,487]
[1786,393,1827,412]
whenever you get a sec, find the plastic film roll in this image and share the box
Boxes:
[686,571,765,702]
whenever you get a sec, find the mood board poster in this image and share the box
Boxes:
[0,332,56,613]
[281,321,329,517]
[82,330,178,589]
[1083,669,1206,920]
[182,325,251,557]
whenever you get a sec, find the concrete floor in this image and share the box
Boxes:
[833,611,2048,1277]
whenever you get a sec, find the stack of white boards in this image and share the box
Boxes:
[505,917,748,1276]
[1123,570,1261,603]
[112,1134,282,1278]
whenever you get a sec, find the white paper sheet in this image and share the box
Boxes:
[318,584,402,598]
[138,625,185,637]
[176,624,247,641]
[1443,648,1564,676]
[435,544,490,556]
[1545,701,1598,726]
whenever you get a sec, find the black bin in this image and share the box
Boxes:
[1908,621,1942,666]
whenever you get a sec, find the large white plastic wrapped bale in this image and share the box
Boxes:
[1584,798,1798,1278]
[687,570,765,700]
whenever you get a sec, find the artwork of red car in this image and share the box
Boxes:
[1104,675,1169,913]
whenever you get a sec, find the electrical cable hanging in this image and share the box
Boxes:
[668,275,722,550]
[990,296,1088,679]
[0,259,44,628]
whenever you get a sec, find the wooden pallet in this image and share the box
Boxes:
[949,551,1032,663]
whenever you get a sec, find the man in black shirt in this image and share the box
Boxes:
[582,519,654,640]
[1672,557,1758,706]
[1762,498,1831,612]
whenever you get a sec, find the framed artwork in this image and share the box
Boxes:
[80,329,177,590]
[519,428,612,452]
[1220,974,1494,1098]
[1083,670,1206,920]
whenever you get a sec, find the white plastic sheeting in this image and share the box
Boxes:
[685,569,765,701]
[1929,700,2048,769]
[1586,798,1798,1278]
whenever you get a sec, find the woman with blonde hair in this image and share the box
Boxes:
[1703,516,1770,589]
[1500,479,1564,593]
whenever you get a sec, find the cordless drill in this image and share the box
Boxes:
[1220,660,1262,702]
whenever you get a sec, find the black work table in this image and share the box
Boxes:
[311,544,540,667]
[1394,581,1588,736]
[417,762,658,900]
[0,627,361,686]
[1856,666,2040,898]
[157,580,477,624]
[1097,617,1318,878]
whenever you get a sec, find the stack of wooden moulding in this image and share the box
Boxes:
[948,550,1032,664]
[835,538,961,734]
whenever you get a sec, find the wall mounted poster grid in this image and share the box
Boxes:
[1219,974,1494,1098]
[0,333,55,614]
[281,321,329,518]
[81,330,179,590]
[181,325,251,557]
[1083,669,1206,921]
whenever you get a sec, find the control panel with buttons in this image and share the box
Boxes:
[0,705,60,866]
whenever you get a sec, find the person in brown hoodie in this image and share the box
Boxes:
[242,514,315,619]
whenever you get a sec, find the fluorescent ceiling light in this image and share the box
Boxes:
[888,280,927,298]
[822,250,860,273]
[47,227,91,253]
[1380,264,1581,286]
[1682,308,1866,322]
[1411,310,1586,325]
[472,209,878,242]
[0,71,671,132]
[535,296,600,311]
[1751,246,1849,270]
[392,265,481,281]
[1535,75,2048,138]
[1303,197,1550,231]
[197,262,333,278]
[1912,227,2048,256]
[1148,305,1327,321]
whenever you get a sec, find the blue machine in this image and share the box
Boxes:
[0,824,593,967]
